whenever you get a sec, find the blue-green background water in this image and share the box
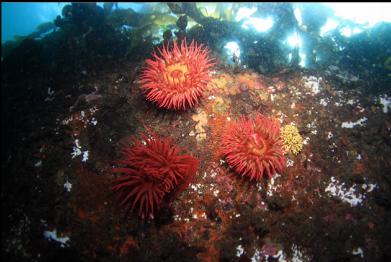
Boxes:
[1,3,145,43]
[2,2,391,70]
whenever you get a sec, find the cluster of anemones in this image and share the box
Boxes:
[139,38,216,110]
[281,124,303,155]
[112,38,297,219]
[221,114,286,181]
[112,130,199,219]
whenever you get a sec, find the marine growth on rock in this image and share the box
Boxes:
[281,124,303,155]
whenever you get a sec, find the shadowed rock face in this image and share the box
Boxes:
[2,3,391,261]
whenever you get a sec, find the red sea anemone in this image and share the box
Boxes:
[112,130,199,219]
[221,114,286,181]
[139,38,215,110]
